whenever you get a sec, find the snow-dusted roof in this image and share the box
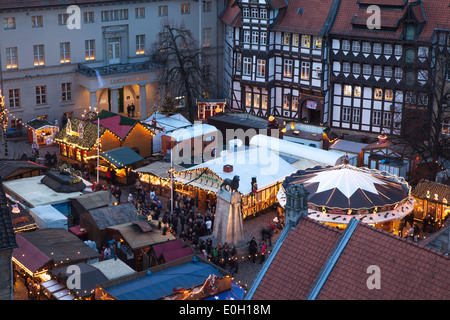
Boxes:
[175,147,297,195]
[250,134,356,166]
[165,123,217,140]
[143,113,191,132]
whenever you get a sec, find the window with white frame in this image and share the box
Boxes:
[6,47,18,69]
[394,45,402,56]
[31,15,43,27]
[344,85,352,96]
[342,40,350,51]
[181,3,190,14]
[342,107,351,122]
[243,30,250,43]
[252,31,259,44]
[352,41,360,52]
[243,8,250,18]
[374,88,383,100]
[354,86,361,97]
[283,33,291,45]
[292,34,299,46]
[284,59,293,77]
[373,43,382,54]
[158,6,168,16]
[372,110,381,126]
[313,36,322,49]
[383,112,392,127]
[301,62,310,80]
[251,8,258,18]
[363,64,371,75]
[353,63,361,74]
[35,86,46,105]
[362,42,371,53]
[236,53,242,71]
[135,7,145,18]
[384,66,393,78]
[343,62,351,73]
[136,35,145,54]
[257,59,266,77]
[292,96,299,111]
[245,92,252,107]
[253,93,260,108]
[352,108,360,123]
[33,44,45,66]
[84,12,94,23]
[395,67,403,79]
[384,44,392,55]
[243,57,252,75]
[261,95,268,109]
[85,40,95,60]
[260,9,267,19]
[3,17,15,30]
[283,94,291,110]
[418,46,428,58]
[301,35,311,48]
[385,89,393,101]
[60,42,71,63]
[418,69,428,81]
[9,89,20,108]
[374,65,382,76]
[260,32,267,45]
[58,13,69,25]
[61,83,72,102]
[202,1,212,12]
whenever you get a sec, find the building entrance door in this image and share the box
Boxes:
[108,38,121,65]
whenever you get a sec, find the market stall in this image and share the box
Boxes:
[26,118,59,147]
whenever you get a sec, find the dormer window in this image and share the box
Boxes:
[405,25,416,41]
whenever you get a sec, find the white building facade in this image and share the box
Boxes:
[0,0,223,129]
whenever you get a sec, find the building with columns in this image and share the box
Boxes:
[0,0,224,129]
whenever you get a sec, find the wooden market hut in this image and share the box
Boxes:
[70,190,111,226]
[26,118,59,147]
[77,202,140,248]
[0,160,47,181]
[134,161,184,198]
[98,147,144,185]
[106,220,176,271]
[411,180,450,231]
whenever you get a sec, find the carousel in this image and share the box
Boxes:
[282,164,415,233]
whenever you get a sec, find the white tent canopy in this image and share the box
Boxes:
[91,259,136,280]
[249,134,357,166]
[29,205,68,230]
[176,147,297,195]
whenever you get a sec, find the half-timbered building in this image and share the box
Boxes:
[221,0,340,124]
[328,0,450,140]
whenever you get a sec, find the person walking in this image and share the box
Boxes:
[260,240,267,264]
[114,185,122,203]
[249,237,258,263]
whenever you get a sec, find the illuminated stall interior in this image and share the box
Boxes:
[26,118,59,146]
[411,179,450,231]
[282,164,415,233]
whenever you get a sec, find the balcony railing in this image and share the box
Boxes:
[77,60,162,77]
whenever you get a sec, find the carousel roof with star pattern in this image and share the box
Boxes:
[283,164,411,210]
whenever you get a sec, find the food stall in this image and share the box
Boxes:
[26,118,59,146]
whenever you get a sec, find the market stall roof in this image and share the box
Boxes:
[103,259,223,300]
[175,147,297,195]
[26,118,57,130]
[13,233,52,274]
[87,202,140,231]
[50,262,109,298]
[152,239,193,263]
[107,220,176,250]
[329,139,369,154]
[18,228,101,265]
[91,258,136,280]
[70,190,111,210]
[165,123,217,140]
[92,110,139,140]
[411,179,450,204]
[29,205,68,230]
[99,146,144,169]
[2,175,83,208]
[250,134,357,166]
[0,160,46,180]
[134,161,184,180]
[143,113,192,132]
[283,164,410,210]
[54,117,107,151]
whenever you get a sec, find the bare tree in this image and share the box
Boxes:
[395,35,450,180]
[151,21,215,123]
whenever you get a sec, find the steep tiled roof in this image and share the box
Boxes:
[272,0,338,35]
[317,222,450,300]
[251,217,342,300]
[0,182,17,251]
[250,217,450,300]
[220,0,241,26]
